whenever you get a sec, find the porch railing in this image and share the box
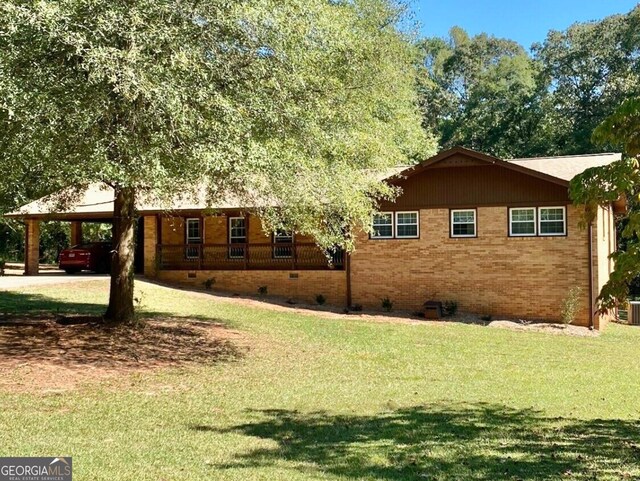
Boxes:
[157,243,345,271]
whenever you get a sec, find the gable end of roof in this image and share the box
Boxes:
[388,146,571,187]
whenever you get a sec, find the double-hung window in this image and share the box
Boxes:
[273,230,293,258]
[371,211,420,239]
[509,208,536,236]
[395,212,419,238]
[229,217,247,258]
[372,213,393,239]
[451,209,476,238]
[508,206,566,237]
[539,206,566,236]
[185,218,202,259]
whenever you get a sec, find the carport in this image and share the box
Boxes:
[4,184,126,275]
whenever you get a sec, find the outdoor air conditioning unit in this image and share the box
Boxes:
[629,302,640,325]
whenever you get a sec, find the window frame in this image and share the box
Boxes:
[272,230,294,259]
[370,212,394,239]
[508,207,537,237]
[450,209,477,238]
[538,206,567,237]
[185,218,202,244]
[185,218,202,259]
[394,211,420,239]
[228,216,247,259]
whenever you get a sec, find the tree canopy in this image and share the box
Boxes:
[418,27,543,158]
[419,5,640,158]
[533,7,640,156]
[0,0,433,322]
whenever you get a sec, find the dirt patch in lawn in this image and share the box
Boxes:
[0,316,244,393]
[487,320,599,337]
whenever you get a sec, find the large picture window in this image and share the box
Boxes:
[451,209,476,238]
[509,208,536,236]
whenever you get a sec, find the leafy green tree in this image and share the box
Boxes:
[570,98,640,309]
[533,6,640,155]
[419,6,640,159]
[0,0,432,324]
[418,27,544,158]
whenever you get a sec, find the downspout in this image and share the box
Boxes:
[588,220,595,330]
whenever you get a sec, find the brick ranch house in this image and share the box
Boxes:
[7,147,625,329]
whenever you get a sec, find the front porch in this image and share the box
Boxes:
[157,243,345,271]
[146,213,345,274]
[144,214,349,305]
[6,187,349,305]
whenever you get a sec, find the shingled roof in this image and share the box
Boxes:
[5,148,622,220]
[508,152,621,182]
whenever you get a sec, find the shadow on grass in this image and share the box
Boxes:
[199,404,640,480]
[0,290,243,373]
[146,278,436,322]
[0,290,105,317]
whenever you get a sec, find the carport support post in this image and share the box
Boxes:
[143,215,158,277]
[70,221,83,246]
[24,219,40,275]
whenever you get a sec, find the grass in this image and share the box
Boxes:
[2,279,640,480]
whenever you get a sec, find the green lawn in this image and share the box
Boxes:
[1,279,640,480]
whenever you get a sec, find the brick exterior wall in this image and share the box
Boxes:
[70,221,82,246]
[350,205,598,326]
[143,216,158,277]
[160,214,315,245]
[156,269,347,305]
[146,213,346,305]
[24,219,40,275]
[144,201,615,329]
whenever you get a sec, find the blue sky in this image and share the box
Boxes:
[413,0,639,49]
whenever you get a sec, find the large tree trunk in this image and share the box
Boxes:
[104,186,136,324]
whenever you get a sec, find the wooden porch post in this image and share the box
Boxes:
[292,234,298,270]
[244,212,249,269]
[24,219,40,276]
[70,221,83,246]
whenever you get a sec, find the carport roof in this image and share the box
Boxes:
[4,183,249,221]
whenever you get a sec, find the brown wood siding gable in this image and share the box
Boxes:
[381,163,571,210]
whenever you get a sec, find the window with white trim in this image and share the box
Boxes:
[372,213,393,238]
[451,209,476,238]
[273,230,293,258]
[185,218,202,259]
[395,212,419,238]
[509,208,536,236]
[538,207,566,236]
[186,218,202,243]
[229,217,247,258]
